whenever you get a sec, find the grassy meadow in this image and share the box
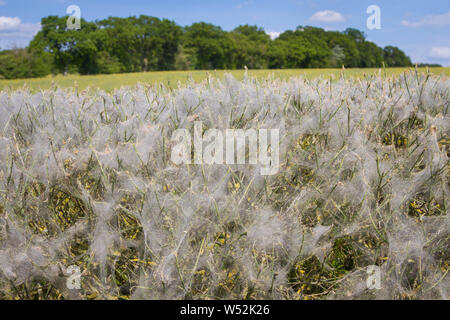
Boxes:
[0,69,448,300]
[1,67,449,92]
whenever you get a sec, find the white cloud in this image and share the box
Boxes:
[267,32,281,40]
[310,10,345,23]
[0,16,41,39]
[402,11,450,27]
[0,1,6,6]
[428,47,450,59]
[0,16,21,31]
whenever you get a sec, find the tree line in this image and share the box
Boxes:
[0,15,416,79]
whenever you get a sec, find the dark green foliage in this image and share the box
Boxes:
[417,63,442,67]
[268,27,331,68]
[383,46,413,67]
[230,25,271,69]
[0,16,413,79]
[0,48,52,79]
[182,22,234,69]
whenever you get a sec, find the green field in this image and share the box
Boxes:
[1,70,448,300]
[1,67,449,92]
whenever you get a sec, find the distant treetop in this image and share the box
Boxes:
[0,15,413,79]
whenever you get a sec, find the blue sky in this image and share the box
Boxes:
[0,0,449,65]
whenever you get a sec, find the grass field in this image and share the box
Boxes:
[0,69,448,300]
[1,67,449,92]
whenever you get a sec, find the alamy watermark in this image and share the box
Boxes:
[366,265,381,290]
[66,5,81,30]
[367,5,381,30]
[66,265,82,290]
[171,121,280,176]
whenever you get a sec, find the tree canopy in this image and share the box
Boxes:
[0,15,413,79]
